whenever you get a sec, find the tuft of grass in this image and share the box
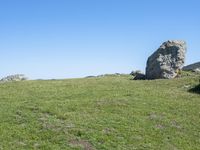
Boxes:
[0,74,200,149]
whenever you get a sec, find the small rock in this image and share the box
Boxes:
[133,72,146,80]
[130,70,142,76]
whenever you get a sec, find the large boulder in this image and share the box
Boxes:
[182,62,200,72]
[146,40,187,79]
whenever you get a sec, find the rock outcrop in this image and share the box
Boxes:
[0,74,27,82]
[146,40,187,79]
[182,62,200,72]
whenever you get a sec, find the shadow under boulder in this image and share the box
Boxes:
[189,84,200,94]
[133,73,146,80]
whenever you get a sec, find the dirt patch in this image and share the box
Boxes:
[155,124,165,129]
[102,128,115,135]
[171,120,181,129]
[69,139,95,150]
[39,112,74,132]
[148,113,164,120]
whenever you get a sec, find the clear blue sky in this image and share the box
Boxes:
[0,0,199,79]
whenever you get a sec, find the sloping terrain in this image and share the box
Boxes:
[0,73,200,150]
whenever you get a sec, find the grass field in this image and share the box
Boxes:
[0,73,200,150]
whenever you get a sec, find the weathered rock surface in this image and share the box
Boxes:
[0,74,27,82]
[146,40,187,79]
[182,62,200,72]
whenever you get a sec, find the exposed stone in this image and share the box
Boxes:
[0,74,28,82]
[130,70,142,76]
[133,72,146,80]
[182,62,200,72]
[146,40,186,79]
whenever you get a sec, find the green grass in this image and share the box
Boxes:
[0,73,200,150]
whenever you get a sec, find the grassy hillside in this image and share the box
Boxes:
[0,73,200,150]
